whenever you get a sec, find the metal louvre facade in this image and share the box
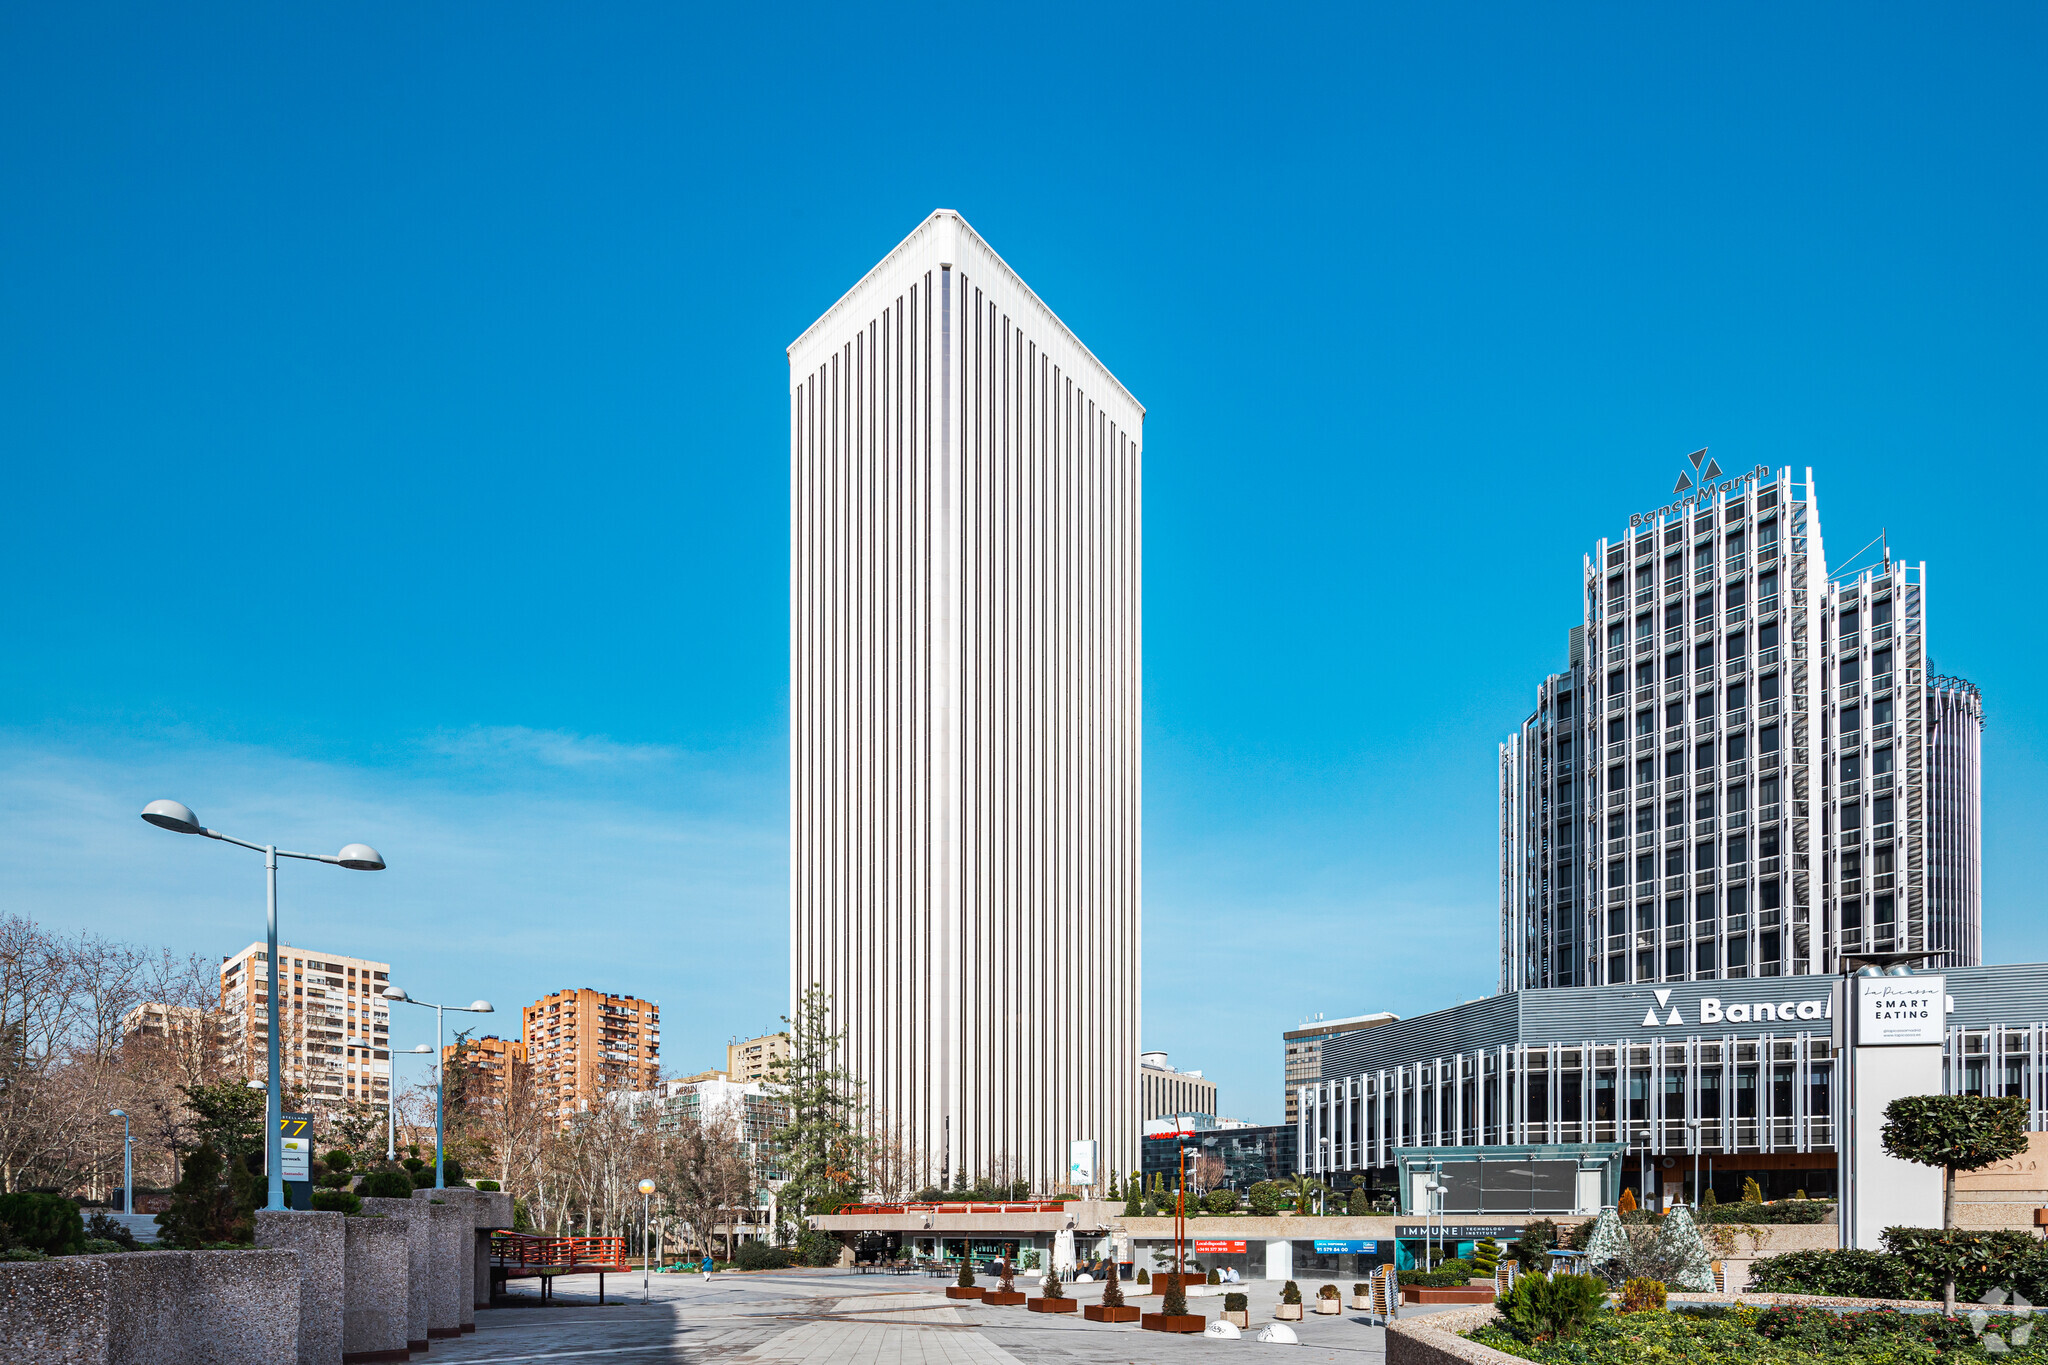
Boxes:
[1501,466,1984,993]
[1303,969,2048,1185]
[788,211,1144,1192]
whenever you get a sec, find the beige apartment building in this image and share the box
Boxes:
[219,943,392,1104]
[1282,1012,1396,1126]
[726,1031,789,1084]
[523,988,661,1116]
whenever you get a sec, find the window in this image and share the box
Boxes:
[1663,553,1682,583]
[1636,613,1653,640]
[1696,740,1715,769]
[1696,940,1717,974]
[1695,641,1714,670]
[1608,812,1626,839]
[1696,691,1715,718]
[1729,936,1749,969]
[1664,797,1684,827]
[1727,833,1746,863]
[1758,622,1779,651]
[1727,682,1747,711]
[1727,784,1748,813]
[1760,724,1780,754]
[1874,845,1895,875]
[1875,893,1896,928]
[1874,647,1893,679]
[1840,656,1861,685]
[1761,930,1781,963]
[1841,705,1860,733]
[1840,752,1861,780]
[1636,853,1655,884]
[1635,804,1656,834]
[1607,572,1624,600]
[1665,749,1685,778]
[1638,661,1657,689]
[1608,716,1626,743]
[1843,898,1862,929]
[1666,897,1686,927]
[1727,630,1746,659]
[1696,841,1715,870]
[1843,801,1863,831]
[1635,709,1654,736]
[1667,944,1686,978]
[1608,669,1626,694]
[1636,757,1655,785]
[1874,746,1895,775]
[1665,700,1684,727]
[1556,692,1572,718]
[1759,823,1781,859]
[1758,518,1778,548]
[1760,673,1780,703]
[1666,601,1685,630]
[1610,763,1627,789]
[1874,794,1895,827]
[1839,608,1859,635]
[1665,846,1685,876]
[1761,879,1782,909]
[1637,902,1655,931]
[1695,789,1715,819]
[1727,731,1748,761]
[1695,540,1714,571]
[1727,579,1746,608]
[1873,598,1892,627]
[1695,592,1714,621]
[1758,569,1778,601]
[1696,890,1716,921]
[1664,651,1683,680]
[1735,1067,1758,1118]
[1635,563,1654,592]
[1558,737,1573,763]
[1842,849,1862,879]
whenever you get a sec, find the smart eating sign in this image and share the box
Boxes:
[1857,975,1947,1046]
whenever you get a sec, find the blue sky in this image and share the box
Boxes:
[3,4,2043,1126]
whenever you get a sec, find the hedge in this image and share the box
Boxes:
[1748,1227,2048,1303]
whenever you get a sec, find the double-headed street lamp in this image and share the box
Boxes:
[381,987,491,1188]
[141,799,385,1212]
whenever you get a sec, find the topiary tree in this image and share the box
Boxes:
[1741,1176,1764,1204]
[1348,1185,1374,1216]
[1701,1186,1718,1211]
[1281,1279,1301,1305]
[1101,1260,1123,1308]
[1206,1187,1238,1215]
[1162,1271,1188,1316]
[957,1256,975,1289]
[1617,1187,1638,1214]
[1650,1205,1713,1291]
[1471,1238,1500,1279]
[310,1187,362,1215]
[1042,1265,1064,1299]
[1584,1208,1627,1279]
[1884,1093,2028,1314]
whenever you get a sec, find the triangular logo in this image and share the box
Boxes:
[1673,473,1693,494]
[1654,989,1672,1008]
[1687,448,1708,469]
[1642,1009,1662,1027]
[1702,458,1723,480]
[1667,1008,1684,1025]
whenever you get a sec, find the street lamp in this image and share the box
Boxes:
[638,1177,657,1301]
[381,987,492,1188]
[1686,1118,1702,1208]
[141,799,385,1212]
[109,1110,133,1215]
[390,1044,434,1162]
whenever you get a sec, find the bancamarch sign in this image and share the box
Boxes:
[1629,464,1772,529]
[1622,985,1954,1032]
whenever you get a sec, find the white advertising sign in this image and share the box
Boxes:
[1068,1138,1097,1187]
[281,1136,311,1181]
[1857,975,1946,1046]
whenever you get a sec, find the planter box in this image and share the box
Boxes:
[1084,1304,1141,1323]
[1275,1303,1303,1320]
[1027,1297,1077,1313]
[1315,1299,1343,1315]
[983,1291,1027,1306]
[1402,1285,1496,1304]
[1146,1273,1202,1294]
[945,1286,985,1300]
[1351,1295,1373,1310]
[1224,1310,1250,1327]
[1141,1313,1207,1333]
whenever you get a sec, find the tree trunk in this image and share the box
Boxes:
[1944,1165,1956,1317]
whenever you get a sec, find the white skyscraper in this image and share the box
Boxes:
[788,210,1143,1191]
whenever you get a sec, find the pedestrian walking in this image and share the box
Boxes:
[701,1253,714,1282]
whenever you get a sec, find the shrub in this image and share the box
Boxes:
[1101,1261,1122,1308]
[1282,1279,1302,1305]
[1617,1277,1667,1313]
[1513,1219,1559,1272]
[83,1211,137,1249]
[1043,1267,1064,1300]
[734,1240,791,1271]
[1700,1187,1718,1211]
[310,1188,362,1215]
[1205,1187,1238,1215]
[1318,1283,1340,1299]
[1248,1181,1286,1217]
[1741,1177,1763,1203]
[358,1171,415,1200]
[957,1257,975,1288]
[1497,1271,1606,1342]
[155,1145,257,1249]
[1136,1267,1148,1284]
[1401,1257,1477,1288]
[1207,1267,1219,1285]
[1225,1291,1248,1312]
[1701,1199,1831,1225]
[475,1180,501,1192]
[1161,1273,1185,1316]
[1353,1282,1369,1297]
[79,1237,130,1255]
[795,1230,840,1267]
[409,1167,436,1190]
[324,1149,353,1172]
[1019,1248,1040,1270]
[1746,1248,1912,1299]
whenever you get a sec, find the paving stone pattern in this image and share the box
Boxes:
[420,1270,1464,1364]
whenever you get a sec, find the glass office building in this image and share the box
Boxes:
[1300,966,2048,1211]
[1500,463,1983,991]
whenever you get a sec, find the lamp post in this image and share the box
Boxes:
[390,1044,433,1162]
[109,1109,133,1215]
[638,1178,656,1301]
[380,987,492,1187]
[1686,1118,1702,1207]
[141,800,385,1212]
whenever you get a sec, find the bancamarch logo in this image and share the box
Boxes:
[1638,987,1830,1029]
[1629,456,1773,529]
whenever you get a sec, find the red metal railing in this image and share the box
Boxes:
[833,1201,1069,1216]
[492,1231,631,1272]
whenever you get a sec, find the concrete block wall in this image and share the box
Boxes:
[257,1210,347,1365]
[343,1215,412,1364]
[413,1194,471,1337]
[359,1196,432,1350]
[0,1250,301,1365]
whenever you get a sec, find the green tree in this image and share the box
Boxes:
[765,985,864,1228]
[1882,1093,2029,1313]
[1741,1176,1764,1203]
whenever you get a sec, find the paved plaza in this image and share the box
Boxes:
[430,1270,1447,1364]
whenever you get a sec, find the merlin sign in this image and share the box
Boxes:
[1629,452,1773,528]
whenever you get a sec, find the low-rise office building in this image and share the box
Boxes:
[1140,1052,1218,1122]
[1297,965,2048,1217]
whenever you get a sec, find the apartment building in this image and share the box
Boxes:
[1500,460,1983,989]
[1139,1052,1217,1122]
[522,988,660,1116]
[726,1032,789,1085]
[443,1034,528,1103]
[218,943,391,1104]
